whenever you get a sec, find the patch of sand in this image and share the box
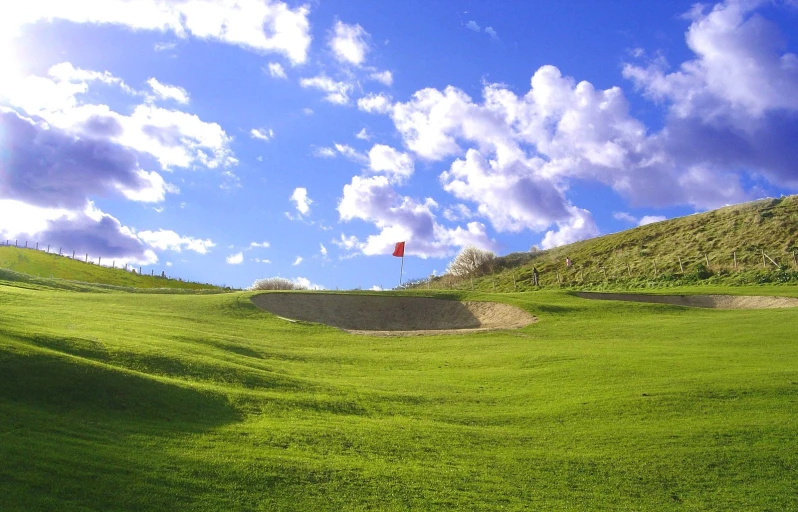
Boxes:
[574,292,798,309]
[250,293,536,335]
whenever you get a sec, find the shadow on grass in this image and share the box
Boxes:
[0,346,239,427]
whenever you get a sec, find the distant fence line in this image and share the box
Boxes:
[4,238,174,280]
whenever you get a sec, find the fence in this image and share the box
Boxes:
[419,247,798,292]
[4,238,171,279]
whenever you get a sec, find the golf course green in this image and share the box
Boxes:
[1,276,797,510]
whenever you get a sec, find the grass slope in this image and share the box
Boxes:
[0,246,224,291]
[1,286,797,510]
[431,195,798,292]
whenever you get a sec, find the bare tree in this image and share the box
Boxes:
[447,246,496,277]
[250,277,308,290]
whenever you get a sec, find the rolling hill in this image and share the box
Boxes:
[0,245,226,292]
[427,195,798,292]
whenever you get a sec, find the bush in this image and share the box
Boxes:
[250,277,307,291]
[447,246,496,277]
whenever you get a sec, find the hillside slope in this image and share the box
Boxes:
[431,195,798,292]
[0,246,224,291]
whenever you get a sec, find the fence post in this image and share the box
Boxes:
[653,261,657,277]
[512,272,516,291]
[72,250,75,259]
[793,250,797,268]
[15,240,17,247]
[112,261,115,269]
[36,242,38,250]
[85,254,88,263]
[704,253,710,268]
[733,251,737,270]
[47,245,50,253]
[626,262,632,278]
[98,256,101,266]
[25,241,27,248]
[602,267,607,281]
[762,249,766,268]
[59,248,62,255]
[678,257,684,273]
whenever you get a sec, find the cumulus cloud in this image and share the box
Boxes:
[266,62,287,79]
[250,241,270,248]
[0,200,156,265]
[290,187,312,216]
[638,215,667,226]
[0,108,173,209]
[292,276,324,290]
[370,70,393,86]
[540,207,599,249]
[299,75,353,104]
[368,144,414,183]
[146,78,189,104]
[355,127,370,140]
[137,229,215,254]
[5,0,312,64]
[250,128,274,141]
[293,256,303,265]
[226,252,244,264]
[313,146,337,158]
[613,211,638,223]
[465,21,480,32]
[357,93,393,114]
[319,243,328,256]
[337,174,496,258]
[329,21,370,66]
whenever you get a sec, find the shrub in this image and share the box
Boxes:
[447,246,496,277]
[250,277,307,291]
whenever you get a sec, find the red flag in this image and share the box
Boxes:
[392,241,405,257]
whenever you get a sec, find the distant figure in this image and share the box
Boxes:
[161,271,166,278]
[532,267,539,286]
[566,257,572,267]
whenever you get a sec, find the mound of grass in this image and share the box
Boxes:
[428,195,798,292]
[0,246,225,291]
[1,285,797,510]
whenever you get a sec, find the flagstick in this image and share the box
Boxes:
[399,254,404,287]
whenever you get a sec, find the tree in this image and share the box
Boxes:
[447,245,496,277]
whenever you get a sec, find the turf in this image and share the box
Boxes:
[425,195,798,292]
[0,246,224,291]
[1,285,797,510]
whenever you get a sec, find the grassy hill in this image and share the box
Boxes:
[428,195,798,292]
[1,285,797,510]
[0,245,225,292]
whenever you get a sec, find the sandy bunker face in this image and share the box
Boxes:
[251,293,536,334]
[574,292,798,309]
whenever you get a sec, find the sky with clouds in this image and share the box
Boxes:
[1,0,797,289]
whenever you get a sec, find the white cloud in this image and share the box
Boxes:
[292,276,324,290]
[623,0,798,119]
[250,241,270,248]
[357,93,393,114]
[290,187,312,216]
[613,211,638,223]
[368,144,414,183]
[541,207,599,249]
[355,127,370,140]
[266,62,287,79]
[293,256,303,265]
[443,204,473,221]
[166,261,173,267]
[369,285,383,291]
[370,70,393,86]
[137,229,216,254]
[250,128,274,141]
[299,75,353,104]
[466,20,481,32]
[226,252,243,264]
[334,143,369,164]
[146,78,189,104]
[638,215,667,226]
[252,258,271,263]
[313,146,337,158]
[154,41,176,52]
[337,174,496,258]
[485,27,499,40]
[116,170,179,203]
[319,243,328,256]
[303,107,314,115]
[329,21,370,66]
[5,0,312,64]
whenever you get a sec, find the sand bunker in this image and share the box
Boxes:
[251,293,536,335]
[575,292,798,309]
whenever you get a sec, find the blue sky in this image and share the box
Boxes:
[1,0,797,290]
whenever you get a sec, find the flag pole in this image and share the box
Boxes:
[399,254,404,287]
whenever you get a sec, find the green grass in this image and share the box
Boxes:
[427,195,798,292]
[0,246,225,291]
[1,285,797,510]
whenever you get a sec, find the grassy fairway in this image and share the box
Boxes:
[1,285,797,510]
